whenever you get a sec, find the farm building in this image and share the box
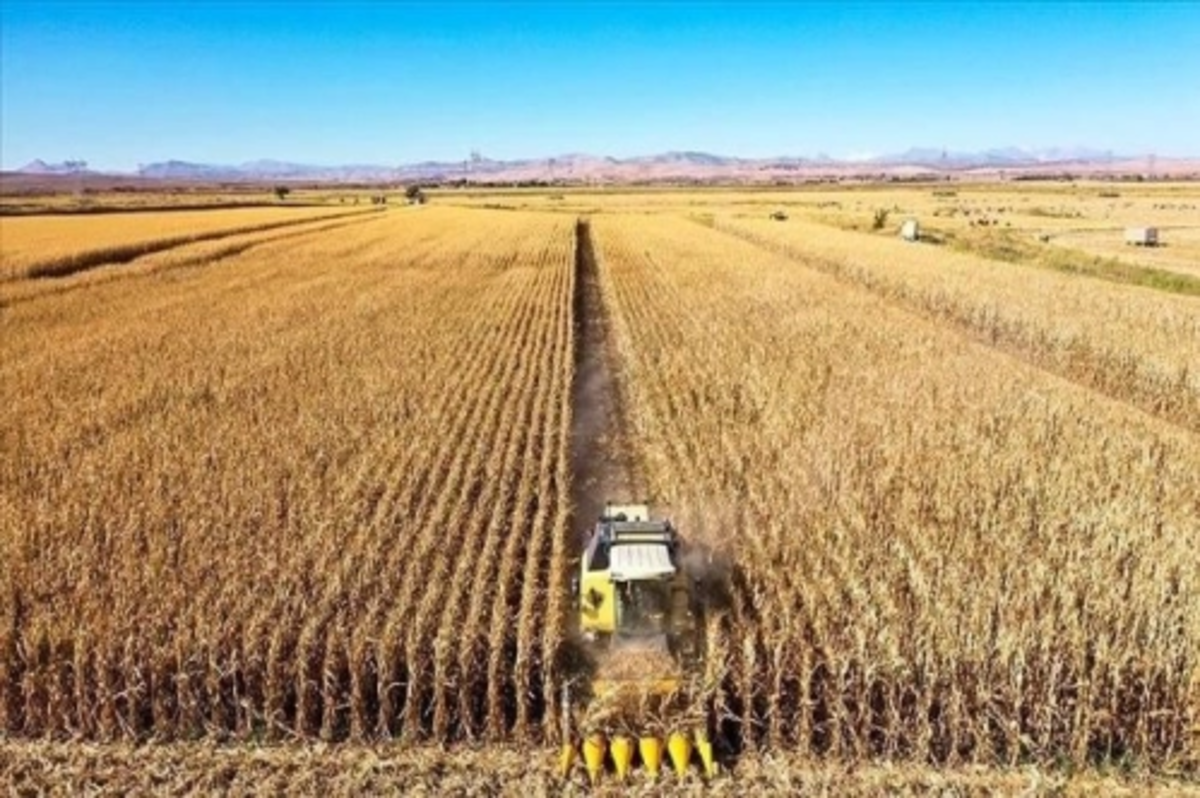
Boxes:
[900,219,920,241]
[1125,227,1159,246]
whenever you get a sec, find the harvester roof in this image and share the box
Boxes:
[608,543,676,581]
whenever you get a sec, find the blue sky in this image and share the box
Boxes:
[2,2,1198,170]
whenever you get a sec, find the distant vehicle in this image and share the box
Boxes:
[1125,227,1158,246]
[900,219,920,241]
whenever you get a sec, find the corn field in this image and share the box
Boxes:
[591,214,1199,769]
[2,208,576,744]
[1,202,1198,786]
[713,215,1200,432]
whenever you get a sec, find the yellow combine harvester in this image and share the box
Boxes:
[559,503,716,783]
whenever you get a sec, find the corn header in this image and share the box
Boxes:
[559,503,718,783]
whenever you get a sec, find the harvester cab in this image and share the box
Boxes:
[561,503,714,783]
[577,503,697,660]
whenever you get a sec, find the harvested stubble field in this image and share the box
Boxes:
[1,193,1199,793]
[1,742,1185,797]
[0,205,378,281]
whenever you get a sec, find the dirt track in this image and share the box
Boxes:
[569,218,636,538]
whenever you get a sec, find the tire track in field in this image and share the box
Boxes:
[558,217,640,729]
[569,218,637,538]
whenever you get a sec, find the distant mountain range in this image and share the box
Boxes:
[11,147,1188,183]
[17,159,91,175]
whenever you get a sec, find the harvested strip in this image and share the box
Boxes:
[0,205,380,280]
[0,211,389,308]
[0,741,1171,796]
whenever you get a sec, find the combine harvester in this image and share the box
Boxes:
[559,503,718,783]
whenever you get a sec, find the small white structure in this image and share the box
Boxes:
[1125,227,1159,246]
[900,219,920,242]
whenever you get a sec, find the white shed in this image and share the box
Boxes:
[900,219,920,242]
[1125,227,1159,246]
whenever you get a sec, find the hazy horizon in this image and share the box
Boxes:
[3,1,1198,172]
